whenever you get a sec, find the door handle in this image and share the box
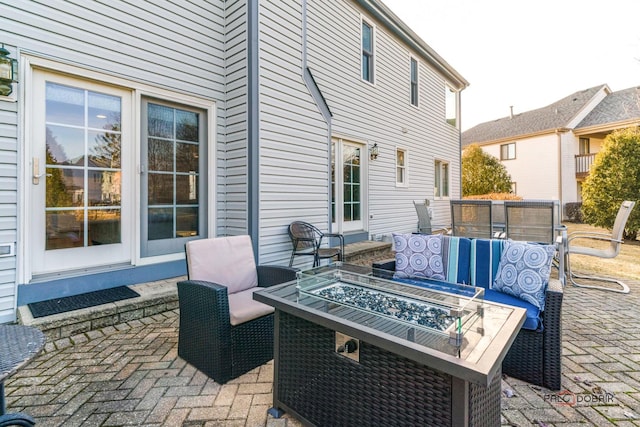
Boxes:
[32,157,51,185]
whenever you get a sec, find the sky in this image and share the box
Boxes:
[383,0,640,131]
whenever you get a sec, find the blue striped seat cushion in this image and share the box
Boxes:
[441,235,472,284]
[469,238,506,289]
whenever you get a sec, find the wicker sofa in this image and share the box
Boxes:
[177,236,297,384]
[373,234,563,391]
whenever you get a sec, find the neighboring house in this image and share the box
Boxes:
[0,0,467,323]
[462,84,640,214]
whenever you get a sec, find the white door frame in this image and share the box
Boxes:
[18,55,218,283]
[331,136,369,234]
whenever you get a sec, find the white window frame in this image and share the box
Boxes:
[434,159,450,199]
[410,57,419,107]
[445,84,458,128]
[500,142,516,160]
[361,17,376,85]
[396,147,408,186]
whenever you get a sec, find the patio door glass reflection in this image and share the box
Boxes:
[44,82,123,250]
[331,138,364,232]
[141,100,207,257]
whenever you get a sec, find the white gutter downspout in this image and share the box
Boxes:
[556,130,563,219]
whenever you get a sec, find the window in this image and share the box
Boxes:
[445,85,457,127]
[500,142,516,160]
[361,20,374,83]
[396,148,407,185]
[43,82,123,250]
[579,137,590,155]
[410,58,419,106]
[141,99,208,257]
[434,160,449,198]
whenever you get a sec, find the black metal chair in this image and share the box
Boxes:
[177,235,297,384]
[450,199,494,239]
[504,200,561,244]
[288,221,344,267]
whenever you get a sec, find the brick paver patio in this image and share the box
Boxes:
[4,277,640,426]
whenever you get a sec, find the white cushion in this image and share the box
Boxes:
[228,288,274,326]
[186,235,258,294]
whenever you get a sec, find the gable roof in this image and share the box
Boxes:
[462,84,607,146]
[576,86,640,130]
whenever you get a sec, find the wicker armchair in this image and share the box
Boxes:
[177,235,297,384]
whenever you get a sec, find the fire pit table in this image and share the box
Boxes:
[254,263,525,427]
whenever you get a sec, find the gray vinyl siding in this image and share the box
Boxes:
[306,0,460,235]
[224,0,250,236]
[0,99,17,323]
[0,1,229,319]
[5,1,226,95]
[258,0,331,264]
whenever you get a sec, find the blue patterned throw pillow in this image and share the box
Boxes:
[493,241,555,311]
[392,233,445,280]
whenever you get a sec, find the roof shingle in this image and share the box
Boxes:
[462,85,606,146]
[576,86,640,129]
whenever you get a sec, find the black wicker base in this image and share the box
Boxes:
[273,311,501,427]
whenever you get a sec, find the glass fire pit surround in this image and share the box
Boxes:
[295,265,485,356]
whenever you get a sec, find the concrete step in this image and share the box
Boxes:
[18,277,182,345]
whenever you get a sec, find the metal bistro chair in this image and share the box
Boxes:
[450,199,493,239]
[504,200,560,244]
[566,200,636,293]
[413,199,433,234]
[288,221,344,267]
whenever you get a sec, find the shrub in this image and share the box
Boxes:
[462,144,513,197]
[564,202,583,223]
[581,128,640,240]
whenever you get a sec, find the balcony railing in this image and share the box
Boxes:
[575,153,596,178]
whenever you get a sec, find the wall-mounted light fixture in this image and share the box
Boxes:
[369,142,379,160]
[0,44,18,97]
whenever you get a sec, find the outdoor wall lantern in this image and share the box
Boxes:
[369,143,379,160]
[0,44,18,97]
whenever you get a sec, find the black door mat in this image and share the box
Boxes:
[28,286,140,318]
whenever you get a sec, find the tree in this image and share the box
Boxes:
[461,144,512,197]
[581,128,640,240]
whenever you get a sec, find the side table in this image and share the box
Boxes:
[0,325,46,427]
